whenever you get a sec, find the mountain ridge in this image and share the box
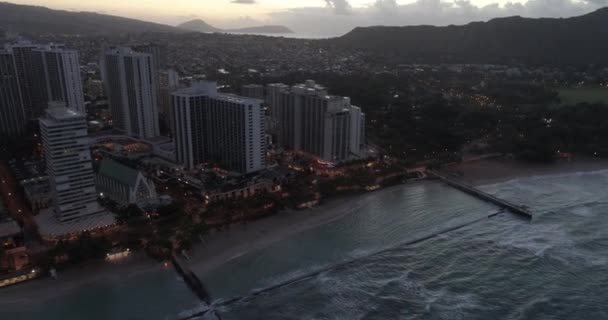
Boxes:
[0,1,182,35]
[335,7,608,65]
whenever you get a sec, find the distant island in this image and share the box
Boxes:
[177,19,294,35]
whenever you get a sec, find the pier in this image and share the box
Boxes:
[171,255,211,304]
[428,170,532,219]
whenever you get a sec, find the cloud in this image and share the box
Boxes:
[231,0,256,4]
[325,0,352,15]
[269,0,608,37]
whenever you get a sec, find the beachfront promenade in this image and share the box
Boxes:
[427,170,532,219]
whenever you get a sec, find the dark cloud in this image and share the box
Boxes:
[269,0,608,37]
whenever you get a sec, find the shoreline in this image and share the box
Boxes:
[3,157,608,303]
[0,253,167,306]
[186,192,378,276]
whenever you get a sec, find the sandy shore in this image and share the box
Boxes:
[186,194,373,275]
[0,253,166,305]
[439,157,608,186]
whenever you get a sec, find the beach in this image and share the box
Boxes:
[186,194,374,275]
[3,156,608,304]
[0,253,166,305]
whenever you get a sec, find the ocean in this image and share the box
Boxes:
[2,170,608,319]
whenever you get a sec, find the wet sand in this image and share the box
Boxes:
[186,194,373,276]
[0,253,165,305]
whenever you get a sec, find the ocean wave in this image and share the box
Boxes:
[495,221,607,267]
[481,169,608,189]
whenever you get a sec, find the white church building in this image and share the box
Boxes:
[96,159,158,208]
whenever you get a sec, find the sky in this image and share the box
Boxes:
[10,0,608,36]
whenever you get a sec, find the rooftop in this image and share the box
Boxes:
[216,93,263,105]
[173,81,218,97]
[43,105,84,121]
[35,209,115,238]
[105,46,151,57]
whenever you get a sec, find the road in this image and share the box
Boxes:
[0,161,42,243]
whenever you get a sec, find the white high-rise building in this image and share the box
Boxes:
[32,45,85,113]
[0,49,26,142]
[102,47,159,139]
[272,80,365,162]
[39,103,105,223]
[349,105,364,156]
[6,41,40,120]
[266,83,289,133]
[172,81,266,174]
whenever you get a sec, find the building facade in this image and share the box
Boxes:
[102,47,159,139]
[39,104,105,223]
[0,49,26,143]
[32,45,85,113]
[172,81,266,174]
[96,159,158,208]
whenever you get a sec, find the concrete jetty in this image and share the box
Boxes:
[428,170,532,219]
[171,255,211,304]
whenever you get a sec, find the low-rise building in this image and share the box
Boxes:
[22,177,52,214]
[0,205,27,272]
[96,159,158,208]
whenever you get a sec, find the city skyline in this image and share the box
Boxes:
[6,0,607,36]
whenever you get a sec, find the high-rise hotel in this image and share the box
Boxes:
[40,103,105,223]
[269,80,365,162]
[102,47,159,139]
[4,42,85,119]
[7,41,39,120]
[0,49,26,143]
[172,81,266,174]
[32,45,85,113]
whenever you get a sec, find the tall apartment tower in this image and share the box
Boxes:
[172,81,266,174]
[102,47,159,139]
[0,49,26,142]
[158,69,180,135]
[8,42,39,120]
[39,103,105,223]
[32,45,85,113]
[266,83,289,133]
[133,43,168,121]
[349,106,364,155]
[273,80,365,162]
[241,84,264,99]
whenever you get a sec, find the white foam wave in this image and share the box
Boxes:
[496,222,607,267]
[481,169,608,189]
